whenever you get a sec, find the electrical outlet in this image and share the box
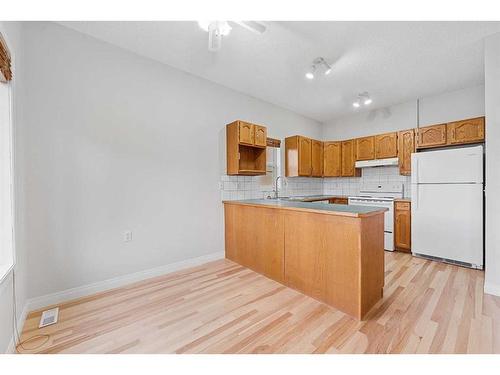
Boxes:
[123,230,132,242]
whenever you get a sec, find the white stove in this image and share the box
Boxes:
[348,183,404,251]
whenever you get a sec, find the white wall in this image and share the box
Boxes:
[322,85,485,140]
[0,21,27,353]
[20,22,321,301]
[484,32,500,296]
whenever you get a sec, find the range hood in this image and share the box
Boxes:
[355,157,399,168]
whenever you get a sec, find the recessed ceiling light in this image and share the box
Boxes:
[353,101,361,108]
[305,72,314,80]
[364,98,372,105]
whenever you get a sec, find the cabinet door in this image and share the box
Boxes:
[355,136,375,161]
[323,142,342,177]
[394,202,411,252]
[417,124,447,148]
[398,129,415,176]
[447,117,485,145]
[298,136,312,176]
[254,125,267,147]
[341,140,357,177]
[311,140,324,177]
[375,132,398,159]
[238,121,255,145]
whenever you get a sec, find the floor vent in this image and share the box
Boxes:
[39,307,59,328]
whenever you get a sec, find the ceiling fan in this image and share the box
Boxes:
[197,21,266,52]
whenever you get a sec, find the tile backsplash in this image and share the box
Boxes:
[323,166,411,198]
[220,166,411,201]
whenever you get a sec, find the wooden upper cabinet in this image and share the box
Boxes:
[417,124,447,149]
[375,132,398,159]
[394,201,411,252]
[298,137,312,176]
[238,121,255,145]
[355,136,375,161]
[254,125,267,147]
[323,141,342,177]
[398,129,415,176]
[285,135,313,177]
[227,121,266,176]
[447,117,485,145]
[311,140,324,177]
[341,139,360,177]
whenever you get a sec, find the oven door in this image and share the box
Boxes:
[348,198,394,251]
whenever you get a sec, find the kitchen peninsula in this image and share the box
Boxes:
[223,199,388,320]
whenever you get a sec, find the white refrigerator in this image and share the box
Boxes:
[411,145,484,269]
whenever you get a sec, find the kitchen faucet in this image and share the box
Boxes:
[274,176,282,198]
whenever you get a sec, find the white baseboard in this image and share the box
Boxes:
[25,251,224,313]
[5,302,30,354]
[484,281,500,297]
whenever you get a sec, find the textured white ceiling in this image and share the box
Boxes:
[58,21,500,122]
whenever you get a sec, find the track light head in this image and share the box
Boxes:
[353,92,372,108]
[306,57,332,79]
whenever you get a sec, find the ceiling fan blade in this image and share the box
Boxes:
[233,21,266,34]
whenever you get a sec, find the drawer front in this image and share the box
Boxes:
[395,201,410,210]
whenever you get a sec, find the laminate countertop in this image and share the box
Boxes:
[223,199,388,218]
[283,195,348,202]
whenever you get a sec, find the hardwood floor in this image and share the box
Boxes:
[18,252,500,354]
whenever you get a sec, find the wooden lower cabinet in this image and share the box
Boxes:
[224,202,385,320]
[329,197,348,204]
[394,201,411,252]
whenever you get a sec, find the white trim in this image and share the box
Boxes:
[0,262,14,285]
[484,281,500,297]
[5,301,29,354]
[25,251,224,312]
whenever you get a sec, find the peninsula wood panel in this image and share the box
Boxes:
[341,139,361,177]
[375,132,398,159]
[417,124,447,149]
[355,136,375,161]
[447,117,485,145]
[323,141,342,177]
[284,212,360,317]
[224,204,284,282]
[284,211,384,319]
[311,139,324,177]
[19,252,500,354]
[398,129,415,175]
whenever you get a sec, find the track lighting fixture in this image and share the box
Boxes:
[353,92,372,108]
[305,57,333,80]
